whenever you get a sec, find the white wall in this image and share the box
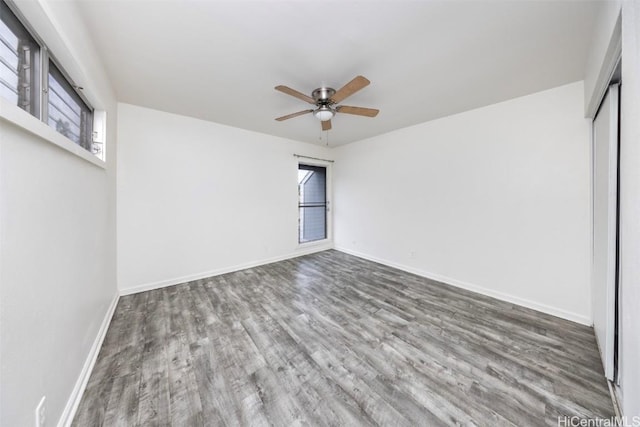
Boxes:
[619,0,640,417]
[117,103,332,293]
[0,1,118,426]
[333,81,591,324]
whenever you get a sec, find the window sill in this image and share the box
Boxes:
[0,98,106,169]
[298,238,333,249]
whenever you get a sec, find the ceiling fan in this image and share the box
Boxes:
[274,75,379,131]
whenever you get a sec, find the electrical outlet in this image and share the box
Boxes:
[35,396,46,427]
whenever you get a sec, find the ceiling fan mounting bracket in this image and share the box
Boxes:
[312,87,336,105]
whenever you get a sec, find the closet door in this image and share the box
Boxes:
[592,83,619,381]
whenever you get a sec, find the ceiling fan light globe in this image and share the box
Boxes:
[313,106,335,121]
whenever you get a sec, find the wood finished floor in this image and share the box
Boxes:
[73,250,614,426]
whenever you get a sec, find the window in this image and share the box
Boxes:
[298,164,327,243]
[47,61,93,151]
[0,0,39,116]
[0,0,99,158]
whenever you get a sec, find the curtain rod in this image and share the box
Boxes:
[293,154,335,163]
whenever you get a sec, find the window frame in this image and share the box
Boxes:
[0,0,103,162]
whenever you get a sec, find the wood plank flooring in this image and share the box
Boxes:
[73,250,614,426]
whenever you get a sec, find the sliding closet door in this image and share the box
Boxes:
[592,83,619,381]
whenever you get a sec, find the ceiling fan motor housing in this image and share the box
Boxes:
[312,87,336,105]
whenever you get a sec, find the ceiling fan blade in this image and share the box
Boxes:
[321,120,332,131]
[330,75,370,104]
[275,109,313,121]
[275,85,316,104]
[336,105,379,117]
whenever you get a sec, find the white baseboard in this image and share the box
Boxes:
[335,246,592,326]
[119,243,333,296]
[57,292,120,427]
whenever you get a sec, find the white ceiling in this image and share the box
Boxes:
[76,0,600,146]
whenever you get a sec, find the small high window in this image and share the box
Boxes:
[0,0,100,158]
[47,61,93,151]
[0,0,40,116]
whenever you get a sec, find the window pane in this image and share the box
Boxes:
[298,164,327,243]
[0,1,39,116]
[299,206,326,243]
[47,61,93,151]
